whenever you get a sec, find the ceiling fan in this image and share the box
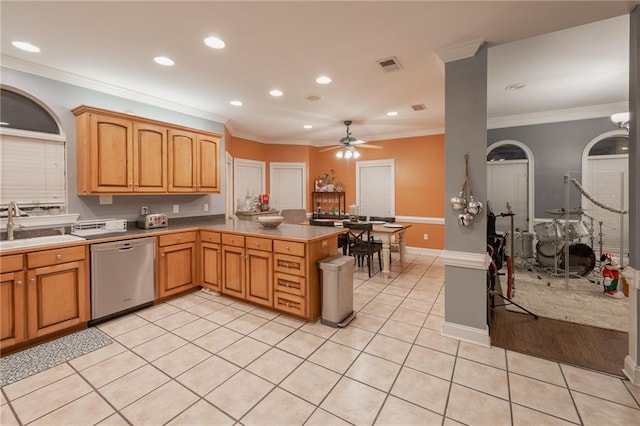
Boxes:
[319,120,382,158]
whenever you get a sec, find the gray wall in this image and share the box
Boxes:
[488,117,619,218]
[1,67,226,222]
[444,45,489,332]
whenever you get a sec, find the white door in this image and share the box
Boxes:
[234,158,265,212]
[584,155,629,258]
[356,159,395,217]
[269,162,306,211]
[487,160,528,233]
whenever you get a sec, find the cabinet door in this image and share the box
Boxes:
[196,134,220,193]
[168,130,197,192]
[158,242,198,298]
[245,248,273,307]
[221,245,245,298]
[90,114,134,192]
[134,122,167,192]
[201,242,221,291]
[26,260,89,339]
[1,270,26,350]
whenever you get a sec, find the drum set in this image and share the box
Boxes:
[531,208,596,277]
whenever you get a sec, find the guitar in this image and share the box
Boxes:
[505,202,515,298]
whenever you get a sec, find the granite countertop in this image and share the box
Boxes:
[0,215,345,254]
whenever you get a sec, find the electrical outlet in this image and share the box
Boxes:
[423,233,429,240]
[141,206,149,214]
[173,204,179,213]
[203,203,209,212]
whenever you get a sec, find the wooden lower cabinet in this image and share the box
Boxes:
[200,231,221,292]
[245,237,273,308]
[1,255,26,350]
[216,232,338,321]
[157,231,198,298]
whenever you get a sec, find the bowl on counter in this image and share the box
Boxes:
[257,215,284,228]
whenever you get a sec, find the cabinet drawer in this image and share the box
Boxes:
[274,291,306,317]
[274,272,306,297]
[221,233,245,248]
[274,253,306,276]
[274,240,305,257]
[200,230,221,244]
[246,236,272,252]
[159,231,197,247]
[1,254,24,273]
[27,246,85,269]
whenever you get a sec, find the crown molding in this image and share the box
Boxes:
[488,101,629,129]
[436,38,485,63]
[1,55,228,124]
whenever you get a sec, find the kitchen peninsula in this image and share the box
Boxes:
[0,219,345,353]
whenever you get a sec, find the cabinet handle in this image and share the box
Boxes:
[286,302,291,308]
[255,242,260,247]
[16,280,23,286]
[56,254,62,260]
[286,283,290,288]
[177,236,182,241]
[128,183,133,187]
[286,246,290,251]
[29,278,35,284]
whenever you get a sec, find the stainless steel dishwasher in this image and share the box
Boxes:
[90,236,156,324]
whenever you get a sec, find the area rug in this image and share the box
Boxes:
[0,327,112,387]
[503,267,629,332]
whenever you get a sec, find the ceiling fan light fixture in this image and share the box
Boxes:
[336,150,344,158]
[344,150,353,159]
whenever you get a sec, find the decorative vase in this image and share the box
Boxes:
[326,183,335,192]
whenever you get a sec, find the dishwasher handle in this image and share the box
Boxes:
[118,246,135,252]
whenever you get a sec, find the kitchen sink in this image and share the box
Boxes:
[0,235,86,251]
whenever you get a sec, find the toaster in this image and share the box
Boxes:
[136,213,168,229]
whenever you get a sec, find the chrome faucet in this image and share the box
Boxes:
[6,201,21,240]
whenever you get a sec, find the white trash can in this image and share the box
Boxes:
[318,255,356,327]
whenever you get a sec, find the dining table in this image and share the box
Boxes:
[369,222,412,275]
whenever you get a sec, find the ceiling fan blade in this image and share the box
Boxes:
[349,140,367,146]
[355,144,382,149]
[318,145,342,152]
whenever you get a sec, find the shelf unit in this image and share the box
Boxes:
[312,191,345,219]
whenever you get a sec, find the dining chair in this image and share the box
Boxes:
[344,222,382,277]
[369,216,395,223]
[280,209,307,224]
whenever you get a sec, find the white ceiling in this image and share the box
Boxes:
[1,1,637,146]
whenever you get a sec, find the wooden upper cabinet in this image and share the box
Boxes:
[197,134,220,193]
[72,106,220,195]
[134,123,167,192]
[168,130,197,192]
[89,114,133,193]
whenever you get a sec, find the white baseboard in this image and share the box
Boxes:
[406,247,442,257]
[624,356,640,387]
[441,321,490,348]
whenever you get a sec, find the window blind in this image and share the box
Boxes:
[0,134,66,208]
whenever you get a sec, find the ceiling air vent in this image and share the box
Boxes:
[411,104,427,111]
[376,56,403,72]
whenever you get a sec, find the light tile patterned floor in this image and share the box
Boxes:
[2,253,639,425]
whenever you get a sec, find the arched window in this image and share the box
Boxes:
[0,86,67,214]
[581,130,629,258]
[487,140,534,234]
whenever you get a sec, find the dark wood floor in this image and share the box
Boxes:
[489,279,628,377]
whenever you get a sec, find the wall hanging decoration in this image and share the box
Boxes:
[451,153,483,226]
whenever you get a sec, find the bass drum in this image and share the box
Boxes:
[536,242,596,276]
[560,243,596,276]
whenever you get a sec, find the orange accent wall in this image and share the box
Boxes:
[226,130,445,250]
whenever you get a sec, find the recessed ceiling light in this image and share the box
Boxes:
[386,111,398,117]
[153,56,175,66]
[12,41,40,53]
[230,100,243,106]
[304,125,313,129]
[316,75,332,84]
[269,89,283,97]
[204,36,226,49]
[505,83,526,91]
[305,94,323,102]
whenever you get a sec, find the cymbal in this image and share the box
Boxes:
[545,208,583,215]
